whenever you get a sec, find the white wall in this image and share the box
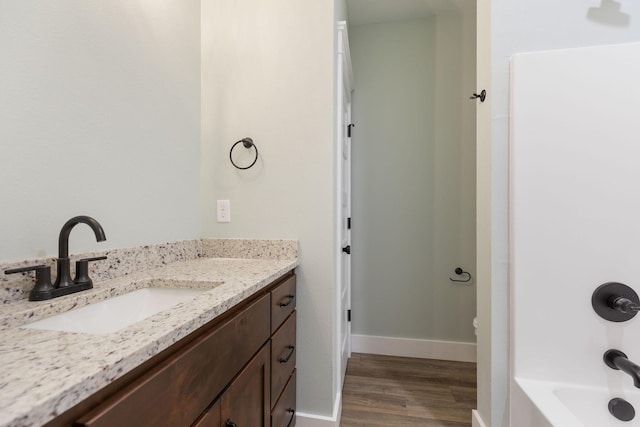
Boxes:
[510,41,640,426]
[484,1,640,426]
[0,1,201,262]
[349,14,476,344]
[200,0,337,418]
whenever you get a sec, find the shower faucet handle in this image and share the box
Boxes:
[611,296,640,314]
[593,282,640,322]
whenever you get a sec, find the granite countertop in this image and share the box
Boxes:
[0,243,298,427]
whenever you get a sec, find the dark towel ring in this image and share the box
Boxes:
[230,137,259,170]
[449,267,472,283]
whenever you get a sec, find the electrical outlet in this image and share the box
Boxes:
[217,200,230,222]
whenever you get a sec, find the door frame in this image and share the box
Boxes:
[474,0,493,426]
[335,20,354,395]
[332,4,494,425]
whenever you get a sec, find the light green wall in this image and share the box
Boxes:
[0,1,201,262]
[350,15,476,343]
[200,0,337,418]
[2,0,343,419]
[335,0,348,23]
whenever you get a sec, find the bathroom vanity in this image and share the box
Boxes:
[64,273,295,427]
[0,239,298,427]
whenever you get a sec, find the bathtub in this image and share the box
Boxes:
[516,377,640,427]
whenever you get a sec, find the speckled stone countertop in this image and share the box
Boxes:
[0,239,298,427]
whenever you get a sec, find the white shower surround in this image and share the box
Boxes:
[510,42,640,426]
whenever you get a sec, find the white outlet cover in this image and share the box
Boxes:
[217,199,230,222]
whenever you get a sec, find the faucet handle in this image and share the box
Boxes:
[5,264,47,274]
[593,282,640,322]
[74,256,107,288]
[78,256,108,263]
[611,296,640,313]
[5,265,54,300]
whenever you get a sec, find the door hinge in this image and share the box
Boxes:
[347,217,351,229]
[347,123,355,137]
[348,309,351,322]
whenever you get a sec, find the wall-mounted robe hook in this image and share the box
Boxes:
[450,267,472,283]
[229,137,259,170]
[470,89,486,102]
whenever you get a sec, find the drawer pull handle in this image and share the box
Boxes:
[225,419,237,427]
[279,345,295,363]
[286,408,296,427]
[278,294,295,307]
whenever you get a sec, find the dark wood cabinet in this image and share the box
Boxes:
[192,400,220,427]
[271,373,296,427]
[74,294,270,427]
[45,271,296,427]
[270,275,296,334]
[221,343,270,427]
[192,345,271,427]
[271,311,296,408]
[269,277,297,426]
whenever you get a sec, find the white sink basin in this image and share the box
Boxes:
[24,287,209,335]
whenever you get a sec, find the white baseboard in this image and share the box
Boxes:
[295,413,338,427]
[472,409,487,427]
[351,334,476,363]
[296,392,342,427]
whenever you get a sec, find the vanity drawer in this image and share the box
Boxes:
[271,274,296,333]
[271,311,296,407]
[75,293,270,427]
[271,371,296,427]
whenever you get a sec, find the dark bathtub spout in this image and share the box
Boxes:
[605,349,640,388]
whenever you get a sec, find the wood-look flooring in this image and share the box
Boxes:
[340,353,477,427]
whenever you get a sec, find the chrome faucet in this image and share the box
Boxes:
[4,215,107,301]
[605,349,640,388]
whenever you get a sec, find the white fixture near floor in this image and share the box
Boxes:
[510,41,640,426]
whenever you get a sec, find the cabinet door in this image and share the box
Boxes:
[221,343,271,427]
[192,400,220,427]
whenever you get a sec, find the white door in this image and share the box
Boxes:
[340,85,352,384]
[336,21,353,388]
